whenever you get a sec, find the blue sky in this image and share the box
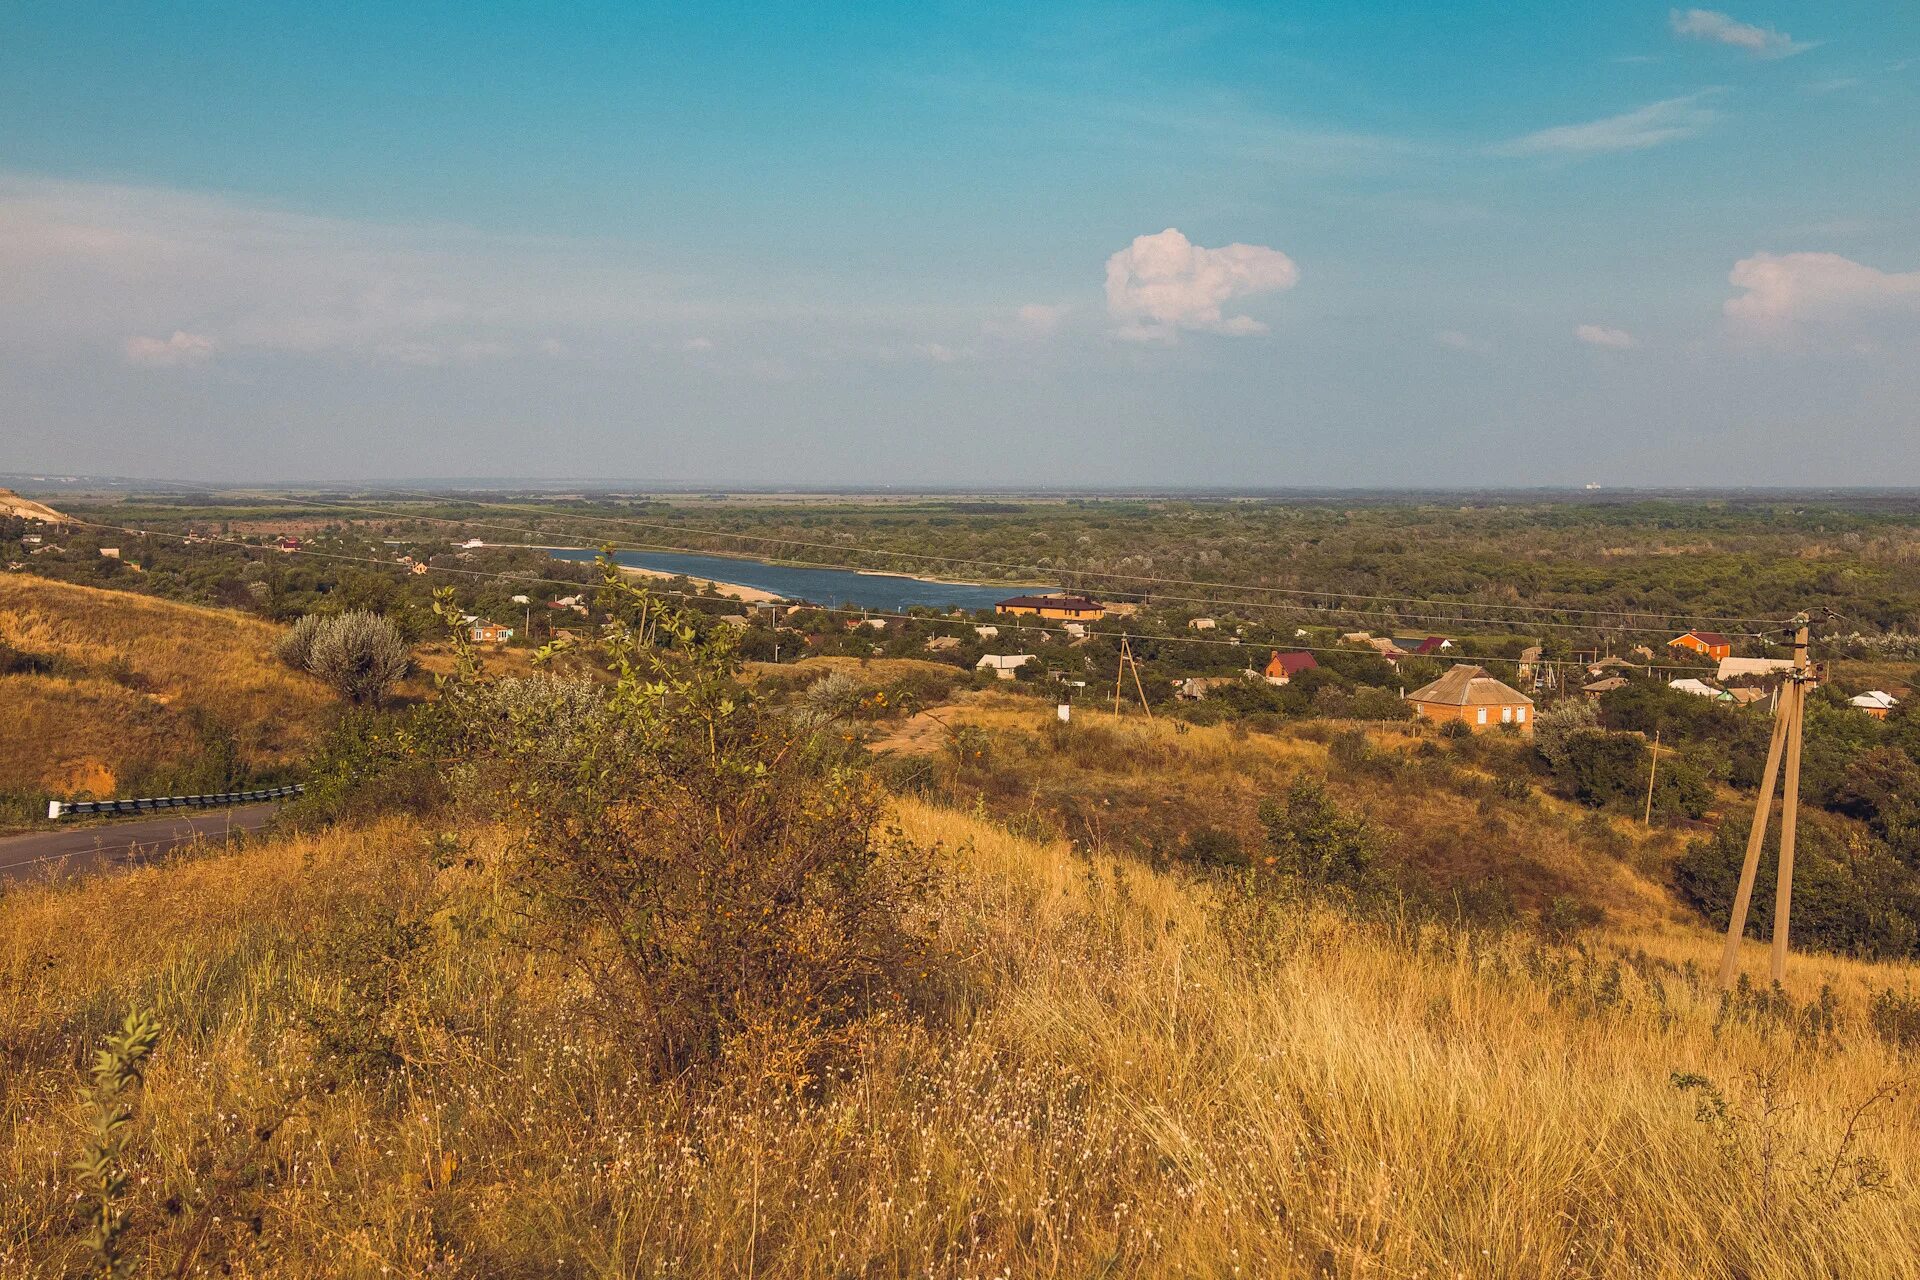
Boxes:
[4,2,1918,486]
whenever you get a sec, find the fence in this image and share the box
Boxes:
[48,784,304,821]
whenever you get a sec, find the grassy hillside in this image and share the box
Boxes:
[0,575,331,801]
[3,801,1917,1276]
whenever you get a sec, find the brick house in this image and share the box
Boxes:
[994,594,1106,621]
[1263,650,1319,686]
[1669,630,1732,662]
[1405,664,1534,733]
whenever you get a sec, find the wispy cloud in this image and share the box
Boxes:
[124,330,217,368]
[1670,9,1813,59]
[1434,330,1493,355]
[1491,92,1720,157]
[1725,252,1920,327]
[1104,228,1299,343]
[1575,324,1639,349]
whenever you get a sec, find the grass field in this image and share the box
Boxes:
[0,575,332,801]
[4,792,1917,1277]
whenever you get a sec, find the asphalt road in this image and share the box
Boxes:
[0,802,281,885]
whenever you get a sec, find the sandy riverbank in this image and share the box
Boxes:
[615,563,783,604]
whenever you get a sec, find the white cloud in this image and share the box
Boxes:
[1725,252,1920,327]
[1104,228,1299,342]
[1434,330,1493,355]
[1492,93,1720,157]
[1014,303,1067,335]
[680,336,715,352]
[1575,324,1639,349]
[124,330,217,367]
[916,342,968,363]
[1670,9,1811,59]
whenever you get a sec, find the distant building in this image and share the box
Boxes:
[925,635,962,652]
[1851,690,1899,720]
[1062,622,1087,639]
[1516,645,1545,684]
[1718,657,1795,681]
[1188,617,1217,631]
[98,546,120,559]
[1669,677,1731,701]
[1405,665,1534,733]
[1586,656,1637,676]
[275,537,301,553]
[1670,631,1732,662]
[976,653,1034,680]
[1174,676,1237,701]
[470,620,514,644]
[1263,650,1319,686]
[995,594,1105,621]
[1582,676,1629,698]
[973,625,999,639]
[1366,637,1410,662]
[1391,636,1452,656]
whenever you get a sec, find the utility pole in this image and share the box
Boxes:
[1643,729,1660,827]
[1111,635,1153,720]
[1716,613,1812,989]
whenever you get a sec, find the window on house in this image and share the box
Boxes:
[1502,707,1513,723]
[1477,708,1487,725]
[1516,707,1527,723]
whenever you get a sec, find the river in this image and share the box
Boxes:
[548,548,1054,611]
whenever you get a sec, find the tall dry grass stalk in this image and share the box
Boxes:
[1,800,1917,1276]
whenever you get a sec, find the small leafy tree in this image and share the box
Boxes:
[447,556,944,1085]
[1259,777,1386,893]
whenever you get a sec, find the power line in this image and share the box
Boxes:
[57,517,1735,677]
[235,487,1795,632]
[217,491,1782,642]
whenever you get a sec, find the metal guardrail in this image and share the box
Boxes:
[48,784,304,821]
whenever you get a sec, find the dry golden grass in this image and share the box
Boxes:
[3,793,1918,1277]
[0,576,331,795]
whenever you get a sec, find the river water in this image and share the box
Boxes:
[549,547,1054,611]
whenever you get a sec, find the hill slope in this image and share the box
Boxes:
[0,575,330,799]
[2,804,1916,1276]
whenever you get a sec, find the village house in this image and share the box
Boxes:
[1582,675,1629,699]
[1263,650,1319,686]
[470,620,515,644]
[1404,665,1534,733]
[925,635,961,652]
[1173,676,1237,701]
[275,536,301,553]
[1586,655,1637,677]
[975,653,1034,681]
[1669,630,1733,662]
[994,593,1106,621]
[1062,622,1087,639]
[1851,690,1899,720]
[1516,645,1544,685]
[1391,636,1452,656]
[98,547,120,559]
[1669,677,1732,701]
[973,625,999,639]
[1718,657,1795,681]
[1366,637,1409,662]
[1188,617,1217,631]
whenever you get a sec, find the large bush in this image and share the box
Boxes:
[280,611,411,705]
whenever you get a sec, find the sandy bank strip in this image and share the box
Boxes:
[475,543,784,604]
[614,564,783,604]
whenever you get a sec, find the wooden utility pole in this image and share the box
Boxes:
[1716,613,1812,988]
[1111,635,1153,720]
[1642,729,1661,827]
